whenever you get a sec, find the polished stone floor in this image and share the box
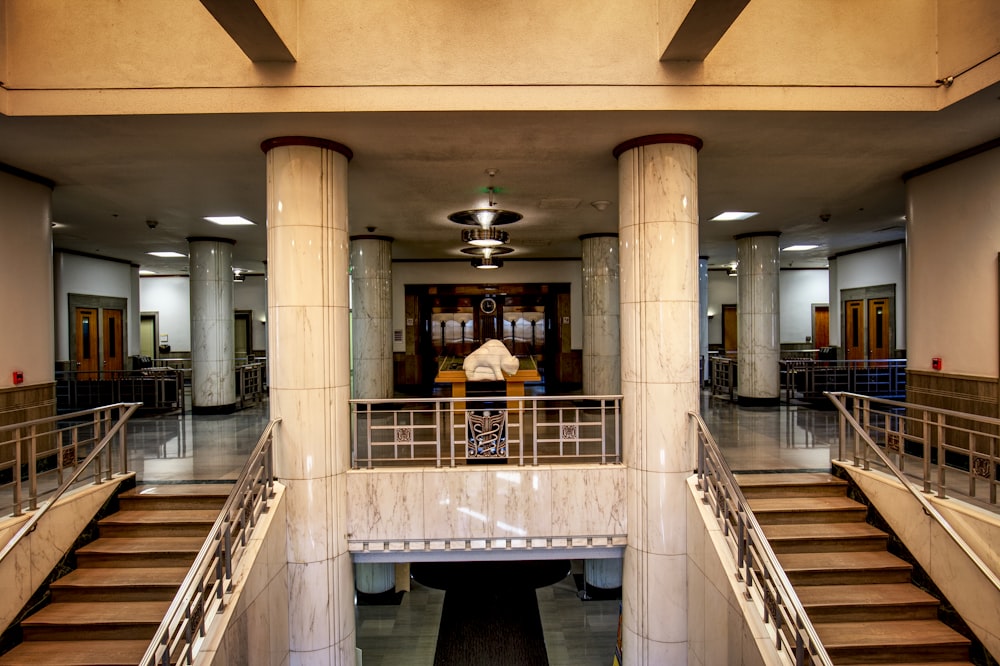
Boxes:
[117,388,843,665]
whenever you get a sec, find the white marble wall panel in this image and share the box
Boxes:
[617,137,701,665]
[345,465,625,545]
[0,480,122,632]
[265,138,355,665]
[351,237,393,399]
[189,238,236,409]
[736,234,780,401]
[582,234,621,396]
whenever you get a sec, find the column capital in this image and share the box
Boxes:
[612,133,703,159]
[733,231,781,240]
[260,136,354,161]
[579,232,619,241]
[186,236,236,245]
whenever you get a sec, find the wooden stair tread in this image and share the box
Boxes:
[121,483,232,498]
[736,472,847,487]
[22,601,170,625]
[779,550,911,571]
[814,619,970,649]
[76,536,205,554]
[749,496,865,512]
[0,640,150,665]
[762,522,886,540]
[796,583,938,608]
[52,567,189,588]
[99,509,219,524]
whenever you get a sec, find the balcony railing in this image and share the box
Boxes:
[826,391,1000,507]
[350,395,622,468]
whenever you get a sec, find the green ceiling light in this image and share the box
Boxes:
[449,168,522,228]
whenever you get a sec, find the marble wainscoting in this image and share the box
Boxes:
[0,474,129,632]
[345,465,627,555]
[837,463,1000,659]
[198,483,290,666]
[685,476,781,666]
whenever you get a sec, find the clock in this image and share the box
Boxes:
[480,297,497,314]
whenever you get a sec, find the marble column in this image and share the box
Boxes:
[188,237,236,414]
[827,256,840,351]
[261,136,355,665]
[614,134,701,665]
[699,256,709,385]
[349,235,395,594]
[581,233,620,396]
[350,235,393,400]
[735,232,781,405]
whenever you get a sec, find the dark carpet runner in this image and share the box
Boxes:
[413,560,569,666]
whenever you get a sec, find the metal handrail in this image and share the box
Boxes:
[140,417,280,666]
[0,402,142,564]
[691,410,831,665]
[825,391,1000,593]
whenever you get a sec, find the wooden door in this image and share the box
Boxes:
[722,304,738,356]
[845,300,865,360]
[812,306,830,349]
[102,309,124,376]
[75,308,100,380]
[868,298,891,360]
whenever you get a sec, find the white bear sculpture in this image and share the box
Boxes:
[463,339,520,381]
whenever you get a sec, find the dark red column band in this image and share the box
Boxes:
[612,134,703,159]
[261,136,354,161]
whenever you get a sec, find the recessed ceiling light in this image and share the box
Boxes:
[710,211,758,221]
[782,245,819,252]
[205,215,255,226]
[147,251,187,258]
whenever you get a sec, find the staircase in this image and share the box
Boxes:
[737,472,975,665]
[0,483,231,666]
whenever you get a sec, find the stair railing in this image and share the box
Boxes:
[140,416,280,666]
[691,411,832,666]
[825,391,1000,594]
[0,402,142,564]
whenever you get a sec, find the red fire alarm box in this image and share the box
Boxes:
[931,357,942,371]
[12,370,24,385]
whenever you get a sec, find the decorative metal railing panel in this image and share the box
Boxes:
[827,391,1000,506]
[782,360,906,402]
[691,411,832,666]
[0,403,141,520]
[351,395,622,468]
[141,417,279,666]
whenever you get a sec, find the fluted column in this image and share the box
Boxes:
[262,136,355,665]
[735,232,781,405]
[581,233,620,396]
[615,134,701,665]
[188,237,236,414]
[349,234,395,595]
[350,235,393,399]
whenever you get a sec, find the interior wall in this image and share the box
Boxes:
[0,170,53,388]
[391,261,583,354]
[906,146,1000,376]
[53,252,134,363]
[778,268,829,344]
[936,0,1000,81]
[832,243,907,352]
[139,274,268,355]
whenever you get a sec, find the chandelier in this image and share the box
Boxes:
[450,169,521,269]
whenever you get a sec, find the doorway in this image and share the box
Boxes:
[812,305,830,349]
[845,300,864,360]
[841,287,896,361]
[235,310,253,362]
[140,313,158,359]
[722,304,738,355]
[868,298,891,360]
[69,295,129,379]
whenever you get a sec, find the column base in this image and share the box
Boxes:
[191,403,237,415]
[736,396,780,407]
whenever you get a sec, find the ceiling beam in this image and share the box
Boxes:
[660,0,750,62]
[199,0,296,62]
